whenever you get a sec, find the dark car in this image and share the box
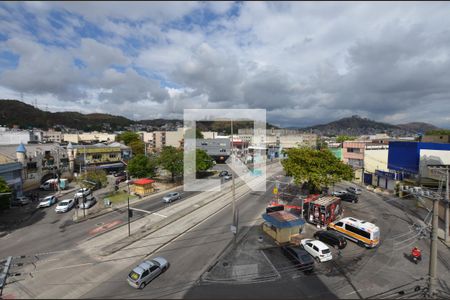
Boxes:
[115,175,127,185]
[314,230,347,249]
[219,170,229,177]
[337,192,358,203]
[281,246,315,273]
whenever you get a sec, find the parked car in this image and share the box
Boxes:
[281,246,315,273]
[313,230,347,249]
[219,170,229,177]
[347,187,362,195]
[162,192,181,203]
[115,176,127,185]
[78,195,97,209]
[40,179,58,191]
[13,196,31,206]
[74,188,91,199]
[38,195,58,208]
[114,171,127,178]
[224,174,232,181]
[337,192,358,203]
[55,199,75,213]
[127,257,169,289]
[332,190,347,197]
[300,239,332,262]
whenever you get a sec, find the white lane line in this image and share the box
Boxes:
[153,212,167,218]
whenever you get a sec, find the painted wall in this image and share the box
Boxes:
[364,149,389,173]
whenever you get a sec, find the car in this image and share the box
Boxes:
[74,188,91,199]
[162,192,181,203]
[313,230,347,249]
[281,246,315,273]
[55,199,75,213]
[224,174,232,181]
[38,195,58,208]
[337,192,358,203]
[300,239,332,262]
[127,257,169,289]
[114,171,127,178]
[115,176,127,185]
[40,179,58,191]
[332,190,347,197]
[13,196,31,206]
[347,187,362,195]
[219,170,229,177]
[78,195,97,209]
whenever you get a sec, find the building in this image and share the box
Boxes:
[327,142,343,160]
[201,131,218,139]
[262,210,306,244]
[43,130,63,144]
[149,128,184,152]
[63,132,117,144]
[196,138,231,163]
[0,143,68,191]
[363,144,390,188]
[342,141,370,182]
[422,134,450,144]
[0,162,23,198]
[0,126,42,145]
[131,178,155,196]
[68,142,131,175]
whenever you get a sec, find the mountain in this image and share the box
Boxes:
[301,115,439,136]
[0,99,132,131]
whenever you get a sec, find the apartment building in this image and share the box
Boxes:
[63,132,116,144]
[149,128,184,152]
[43,129,63,143]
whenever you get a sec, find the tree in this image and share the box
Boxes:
[116,131,141,145]
[281,147,354,193]
[159,146,183,182]
[127,154,158,178]
[196,149,214,173]
[0,177,12,210]
[79,169,107,190]
[336,135,357,143]
[128,139,145,156]
[425,129,450,135]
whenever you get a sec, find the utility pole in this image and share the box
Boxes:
[428,194,439,298]
[126,171,131,237]
[445,167,449,243]
[231,119,238,247]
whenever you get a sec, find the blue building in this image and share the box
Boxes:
[388,141,450,186]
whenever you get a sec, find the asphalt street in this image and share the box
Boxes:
[0,183,198,259]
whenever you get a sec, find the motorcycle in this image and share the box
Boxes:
[411,248,422,264]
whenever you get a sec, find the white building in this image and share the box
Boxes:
[0,126,42,145]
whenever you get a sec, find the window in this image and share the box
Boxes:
[347,148,360,153]
[345,224,370,239]
[92,154,101,160]
[313,246,319,252]
[335,222,343,227]
[142,270,149,277]
[150,266,158,272]
[322,249,331,254]
[109,154,117,159]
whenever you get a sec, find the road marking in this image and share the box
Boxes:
[88,220,123,236]
[153,212,167,218]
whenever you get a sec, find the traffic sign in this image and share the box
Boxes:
[273,187,278,194]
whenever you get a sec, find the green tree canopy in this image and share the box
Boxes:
[336,135,357,143]
[116,131,141,144]
[127,154,158,178]
[281,147,354,193]
[78,169,107,190]
[128,139,145,156]
[185,128,204,139]
[196,149,214,172]
[425,129,450,135]
[159,146,184,182]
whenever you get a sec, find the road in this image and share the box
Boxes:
[0,181,198,258]
[81,171,288,299]
[184,181,450,299]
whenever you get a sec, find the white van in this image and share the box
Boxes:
[40,179,58,191]
[328,217,380,248]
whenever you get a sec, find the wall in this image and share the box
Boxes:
[329,147,343,160]
[364,149,389,173]
[0,131,32,145]
[419,149,450,179]
[388,141,420,173]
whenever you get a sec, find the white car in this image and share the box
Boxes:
[347,187,362,195]
[300,239,332,262]
[75,188,91,199]
[162,192,181,203]
[55,199,75,213]
[332,190,347,197]
[38,195,58,208]
[78,195,97,209]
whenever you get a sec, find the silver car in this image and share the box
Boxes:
[55,199,75,213]
[347,187,362,195]
[127,257,169,289]
[78,195,96,209]
[162,192,181,203]
[37,195,57,208]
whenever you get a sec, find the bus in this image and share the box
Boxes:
[327,217,380,248]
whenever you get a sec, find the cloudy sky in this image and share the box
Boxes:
[0,1,449,128]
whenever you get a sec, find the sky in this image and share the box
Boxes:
[0,1,449,128]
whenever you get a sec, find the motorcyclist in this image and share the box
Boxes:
[411,247,422,260]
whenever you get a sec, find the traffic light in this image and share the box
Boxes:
[128,209,133,218]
